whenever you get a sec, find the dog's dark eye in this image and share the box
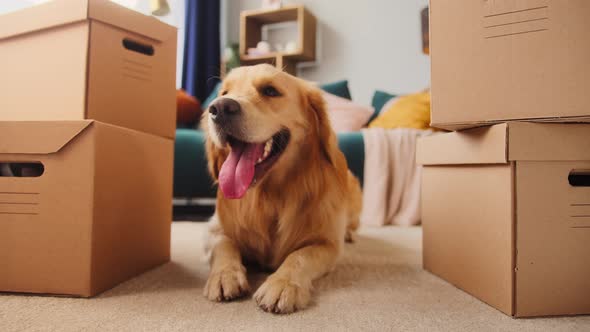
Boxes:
[261,85,281,97]
[221,90,228,96]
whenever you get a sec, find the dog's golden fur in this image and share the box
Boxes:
[203,64,362,314]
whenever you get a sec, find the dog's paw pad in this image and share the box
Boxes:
[254,277,310,314]
[204,265,250,302]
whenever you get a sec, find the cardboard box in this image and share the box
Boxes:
[429,0,590,130]
[417,122,590,317]
[0,0,177,138]
[0,121,173,297]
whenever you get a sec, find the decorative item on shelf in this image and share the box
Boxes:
[239,5,316,76]
[274,43,285,52]
[262,0,282,10]
[247,41,272,56]
[150,0,170,16]
[284,40,297,53]
[257,40,271,53]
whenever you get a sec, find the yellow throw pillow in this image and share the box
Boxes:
[368,91,431,130]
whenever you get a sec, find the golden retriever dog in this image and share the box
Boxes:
[203,64,362,314]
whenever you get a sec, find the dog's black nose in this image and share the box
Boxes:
[209,98,241,124]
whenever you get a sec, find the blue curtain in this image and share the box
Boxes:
[182,0,221,102]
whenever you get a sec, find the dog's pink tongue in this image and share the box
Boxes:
[219,142,264,199]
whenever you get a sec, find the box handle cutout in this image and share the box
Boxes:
[122,38,154,56]
[569,170,590,187]
[0,162,44,177]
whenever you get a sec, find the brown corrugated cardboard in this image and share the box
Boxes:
[429,0,590,130]
[0,121,173,297]
[0,0,177,139]
[417,122,590,317]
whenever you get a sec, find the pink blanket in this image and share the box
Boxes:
[360,128,433,226]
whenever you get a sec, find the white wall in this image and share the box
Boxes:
[0,0,185,87]
[0,0,48,14]
[225,0,430,105]
[110,0,185,87]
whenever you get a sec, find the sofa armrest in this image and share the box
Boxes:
[174,129,217,198]
[337,132,364,186]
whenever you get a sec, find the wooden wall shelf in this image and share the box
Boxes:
[239,5,317,75]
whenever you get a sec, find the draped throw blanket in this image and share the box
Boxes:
[361,128,434,226]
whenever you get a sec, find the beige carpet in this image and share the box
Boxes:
[2,222,589,331]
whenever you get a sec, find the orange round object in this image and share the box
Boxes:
[176,89,202,125]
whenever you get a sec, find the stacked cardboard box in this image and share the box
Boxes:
[417,0,590,317]
[0,0,177,297]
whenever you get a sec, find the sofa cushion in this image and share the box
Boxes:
[337,131,364,186]
[368,91,431,130]
[370,90,397,123]
[324,92,374,133]
[176,89,202,126]
[320,80,352,100]
[174,129,217,198]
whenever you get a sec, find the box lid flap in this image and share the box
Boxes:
[417,124,509,165]
[0,121,93,155]
[0,0,89,40]
[508,122,590,161]
[417,122,590,165]
[0,0,176,42]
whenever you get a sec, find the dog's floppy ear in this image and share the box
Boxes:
[305,84,347,173]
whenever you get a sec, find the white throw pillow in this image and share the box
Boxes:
[323,92,374,133]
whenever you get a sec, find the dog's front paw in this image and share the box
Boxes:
[204,265,250,302]
[254,276,311,314]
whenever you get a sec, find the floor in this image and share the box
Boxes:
[1,223,589,331]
